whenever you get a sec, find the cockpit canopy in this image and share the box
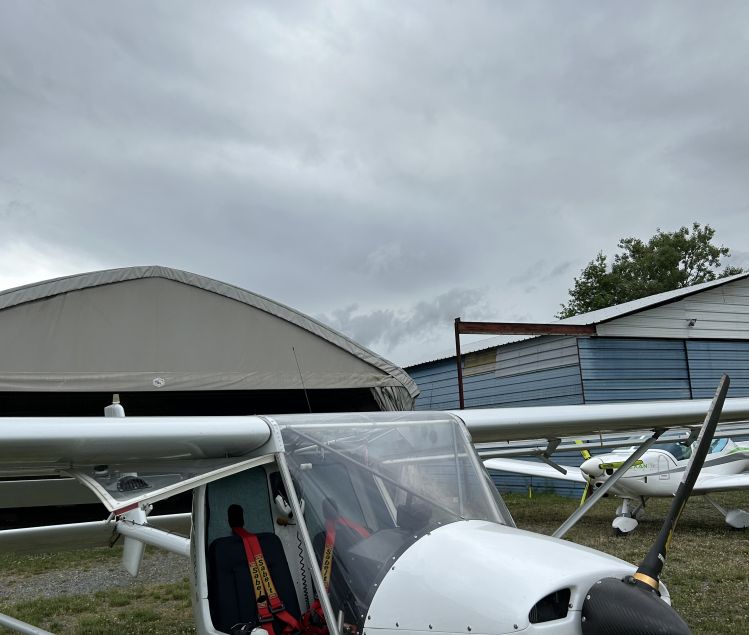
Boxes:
[617,435,731,462]
[276,412,508,627]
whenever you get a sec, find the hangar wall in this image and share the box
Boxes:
[0,266,419,416]
[410,337,749,412]
[406,274,749,496]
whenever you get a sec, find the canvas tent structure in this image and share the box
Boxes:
[0,266,418,416]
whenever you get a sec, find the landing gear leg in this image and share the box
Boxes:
[631,496,647,521]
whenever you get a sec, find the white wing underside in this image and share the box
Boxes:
[484,458,587,484]
[694,472,749,493]
[485,456,749,493]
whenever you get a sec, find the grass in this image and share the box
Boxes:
[0,545,123,578]
[0,580,195,635]
[1,492,747,633]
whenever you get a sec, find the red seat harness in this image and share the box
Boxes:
[234,517,369,635]
[233,527,301,635]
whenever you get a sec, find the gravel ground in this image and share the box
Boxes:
[0,550,190,602]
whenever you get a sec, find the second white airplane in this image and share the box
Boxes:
[485,435,749,534]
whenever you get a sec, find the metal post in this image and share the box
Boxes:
[455,318,465,410]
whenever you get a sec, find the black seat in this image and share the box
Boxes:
[208,532,301,634]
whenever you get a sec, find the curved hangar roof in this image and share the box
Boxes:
[0,266,417,412]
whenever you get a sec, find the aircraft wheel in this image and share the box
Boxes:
[611,516,638,536]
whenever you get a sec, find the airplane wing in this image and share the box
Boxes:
[484,458,587,483]
[694,472,749,494]
[0,415,272,470]
[0,415,278,514]
[451,397,749,443]
[2,397,749,512]
[476,421,749,459]
[2,399,748,472]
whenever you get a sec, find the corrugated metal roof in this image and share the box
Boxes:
[407,271,749,367]
[557,271,749,325]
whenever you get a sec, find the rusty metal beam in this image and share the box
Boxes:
[456,321,596,336]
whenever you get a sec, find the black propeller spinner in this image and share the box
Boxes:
[581,374,730,635]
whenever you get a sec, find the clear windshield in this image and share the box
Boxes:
[652,441,692,461]
[615,435,693,461]
[277,412,504,629]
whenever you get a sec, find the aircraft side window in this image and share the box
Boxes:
[710,438,728,454]
[655,442,692,461]
[675,444,692,461]
[206,467,273,545]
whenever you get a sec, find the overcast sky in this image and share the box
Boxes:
[2,2,748,366]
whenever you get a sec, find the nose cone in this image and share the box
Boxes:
[366,520,636,635]
[581,456,603,478]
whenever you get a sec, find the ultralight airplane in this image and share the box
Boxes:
[0,377,747,635]
[485,429,749,534]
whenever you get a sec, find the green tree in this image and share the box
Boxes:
[557,223,743,319]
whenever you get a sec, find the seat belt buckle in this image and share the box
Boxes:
[256,597,275,624]
[269,601,287,615]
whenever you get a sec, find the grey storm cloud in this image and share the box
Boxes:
[508,260,577,288]
[1,1,748,363]
[319,287,490,361]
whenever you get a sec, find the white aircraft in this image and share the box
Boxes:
[0,380,746,635]
[485,430,749,535]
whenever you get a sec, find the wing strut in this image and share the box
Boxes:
[537,438,568,475]
[552,430,663,539]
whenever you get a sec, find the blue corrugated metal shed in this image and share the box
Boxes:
[406,274,749,497]
[579,338,692,402]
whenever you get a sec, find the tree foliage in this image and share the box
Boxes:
[557,223,743,319]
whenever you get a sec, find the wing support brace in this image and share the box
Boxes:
[536,438,567,475]
[115,518,190,556]
[115,515,191,576]
[552,430,664,539]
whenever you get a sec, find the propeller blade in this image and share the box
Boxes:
[633,374,729,591]
[579,480,592,507]
[580,374,731,635]
[575,439,592,461]
[576,440,593,506]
